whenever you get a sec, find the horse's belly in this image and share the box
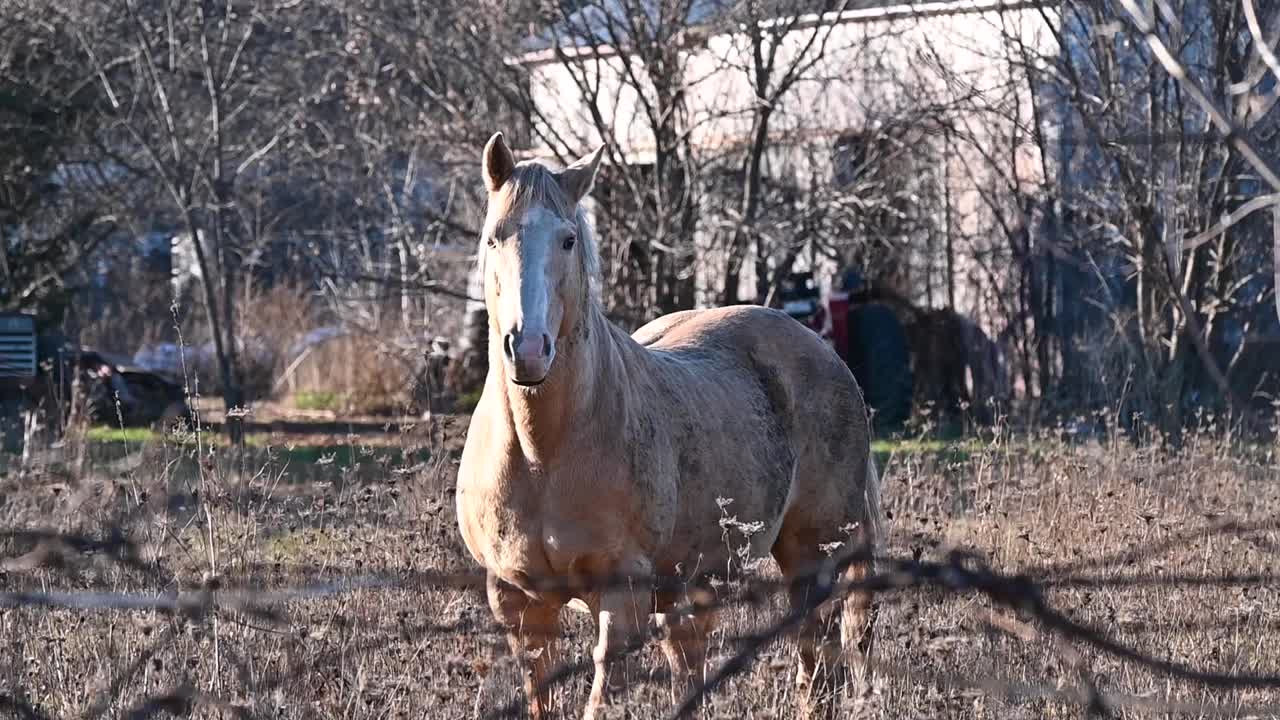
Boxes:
[657,417,795,576]
[659,471,794,580]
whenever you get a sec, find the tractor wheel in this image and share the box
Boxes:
[846,303,913,432]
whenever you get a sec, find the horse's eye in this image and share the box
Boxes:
[486,236,497,249]
[563,233,576,251]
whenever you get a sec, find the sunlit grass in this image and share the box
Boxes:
[85,426,160,444]
[293,390,343,411]
[871,437,987,455]
[84,424,434,476]
[85,425,986,461]
[86,425,259,447]
[870,436,994,464]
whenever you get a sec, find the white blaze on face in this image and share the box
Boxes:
[491,204,570,385]
[511,206,560,341]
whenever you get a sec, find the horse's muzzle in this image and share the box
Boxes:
[502,330,554,385]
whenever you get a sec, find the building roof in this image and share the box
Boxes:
[520,0,1036,55]
[523,0,731,52]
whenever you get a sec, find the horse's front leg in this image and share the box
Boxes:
[656,606,715,708]
[584,584,649,720]
[487,572,563,720]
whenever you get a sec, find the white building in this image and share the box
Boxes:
[510,0,1061,328]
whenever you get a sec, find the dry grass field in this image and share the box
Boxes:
[1,412,1277,719]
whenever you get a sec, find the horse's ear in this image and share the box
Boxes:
[482,132,515,192]
[559,144,606,203]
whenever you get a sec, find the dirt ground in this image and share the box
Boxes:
[0,416,1277,719]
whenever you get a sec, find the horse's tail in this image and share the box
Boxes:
[864,451,886,567]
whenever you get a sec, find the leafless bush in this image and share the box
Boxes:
[285,333,419,416]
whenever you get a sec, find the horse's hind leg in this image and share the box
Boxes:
[487,572,562,720]
[773,535,845,720]
[839,550,877,697]
[656,598,716,708]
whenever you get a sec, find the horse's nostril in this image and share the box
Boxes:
[541,335,552,358]
[503,333,516,361]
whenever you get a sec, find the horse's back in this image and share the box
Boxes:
[630,305,876,559]
[633,305,823,355]
[631,308,706,347]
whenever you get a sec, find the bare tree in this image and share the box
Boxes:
[9,0,1274,432]
[70,0,318,442]
[0,2,117,328]
[904,0,1280,431]
[514,0,713,323]
[715,0,853,304]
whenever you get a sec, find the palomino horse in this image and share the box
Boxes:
[456,132,884,720]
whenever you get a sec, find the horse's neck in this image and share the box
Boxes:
[491,303,627,466]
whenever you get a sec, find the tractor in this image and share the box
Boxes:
[779,268,1009,432]
[779,270,914,431]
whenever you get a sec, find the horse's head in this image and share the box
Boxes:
[480,132,604,387]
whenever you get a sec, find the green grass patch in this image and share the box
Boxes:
[454,388,483,414]
[86,426,161,444]
[265,443,433,470]
[872,437,987,455]
[871,436,992,465]
[87,425,243,445]
[83,425,433,484]
[86,425,276,452]
[294,390,344,411]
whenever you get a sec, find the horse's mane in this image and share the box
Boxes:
[478,160,603,304]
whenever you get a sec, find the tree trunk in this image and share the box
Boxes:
[200,5,245,445]
[723,110,773,305]
[1274,205,1279,324]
